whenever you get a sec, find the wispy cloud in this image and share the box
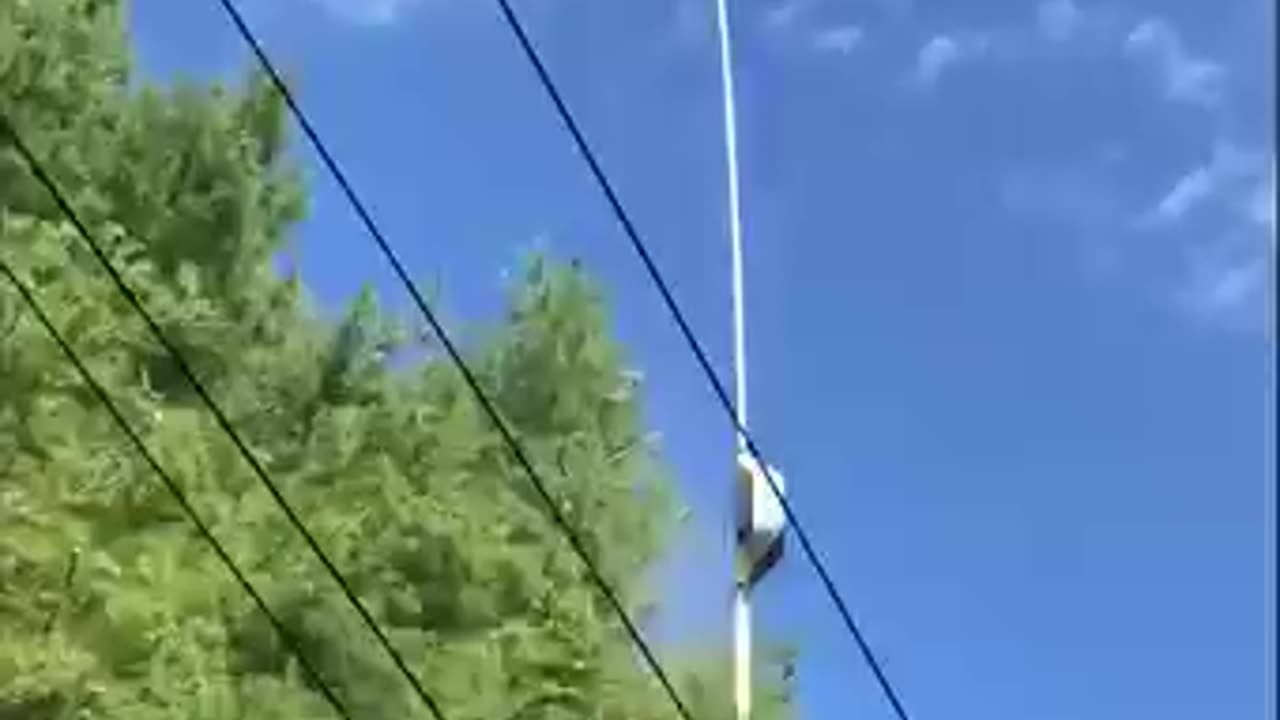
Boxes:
[310,0,423,26]
[812,25,864,55]
[761,1,868,60]
[1004,145,1273,333]
[909,0,1091,84]
[669,0,712,49]
[1036,0,1080,41]
[1152,145,1275,331]
[764,0,806,30]
[1179,239,1273,332]
[1144,143,1261,226]
[914,34,990,85]
[911,6,1229,109]
[1124,18,1225,108]
[915,36,960,84]
[1153,167,1217,223]
[1243,166,1276,231]
[914,4,1261,332]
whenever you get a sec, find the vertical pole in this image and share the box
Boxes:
[712,0,749,718]
[733,579,752,720]
[714,0,747,432]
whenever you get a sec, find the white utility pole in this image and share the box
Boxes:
[712,0,750,717]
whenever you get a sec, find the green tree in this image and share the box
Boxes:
[0,1,796,718]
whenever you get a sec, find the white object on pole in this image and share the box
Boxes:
[711,0,762,715]
[711,0,759,716]
[736,452,786,586]
[712,0,750,711]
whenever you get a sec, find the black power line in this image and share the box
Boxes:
[0,260,353,720]
[0,114,451,720]
[489,5,915,720]
[209,3,697,719]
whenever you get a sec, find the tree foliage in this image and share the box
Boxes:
[0,1,795,718]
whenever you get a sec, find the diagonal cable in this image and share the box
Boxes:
[0,260,354,720]
[0,113,450,720]
[208,3,697,718]
[487,4,915,719]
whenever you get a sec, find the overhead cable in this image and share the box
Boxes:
[0,113,451,720]
[0,260,354,720]
[207,4,699,718]
[487,4,915,719]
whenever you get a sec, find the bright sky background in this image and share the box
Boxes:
[128,0,1274,718]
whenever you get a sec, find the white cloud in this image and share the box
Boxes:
[928,8,1262,333]
[1165,59,1225,107]
[1123,17,1162,49]
[1179,246,1273,332]
[915,32,994,85]
[1202,262,1264,312]
[1153,167,1216,223]
[1145,146,1275,332]
[812,25,864,55]
[311,0,423,25]
[1124,18,1225,108]
[1194,262,1263,311]
[1146,143,1262,226]
[908,9,1228,109]
[1037,0,1080,41]
[915,35,963,84]
[764,0,805,30]
[1244,170,1276,232]
[1004,143,1271,333]
[669,0,712,49]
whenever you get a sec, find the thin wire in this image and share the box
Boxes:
[205,4,697,719]
[488,4,915,719]
[0,114,451,720]
[0,260,354,720]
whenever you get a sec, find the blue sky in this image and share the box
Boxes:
[128,0,1274,718]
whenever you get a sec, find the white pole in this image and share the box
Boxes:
[733,579,752,720]
[715,0,748,432]
[712,0,750,717]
